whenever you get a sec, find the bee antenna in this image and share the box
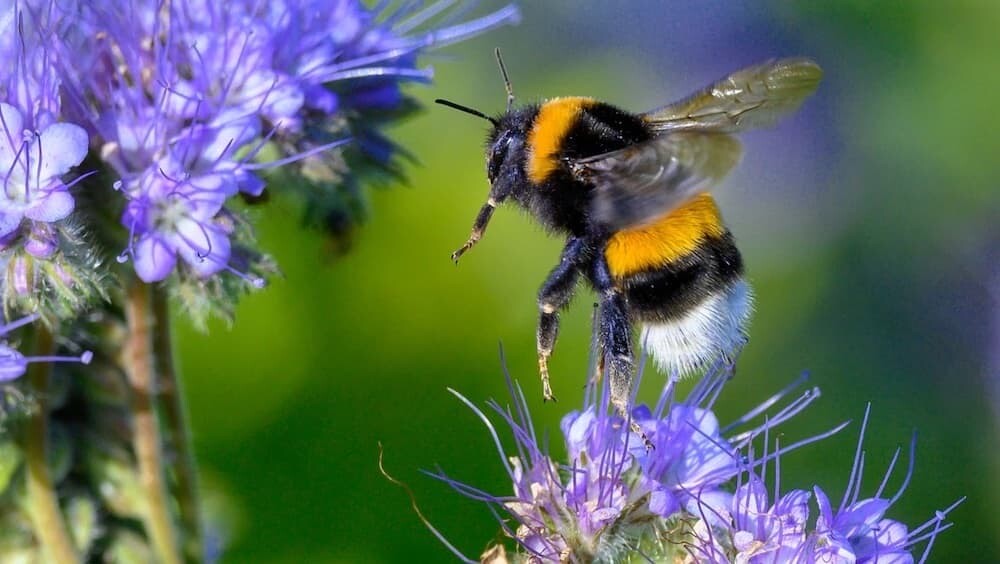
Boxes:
[434,99,498,125]
[494,47,514,112]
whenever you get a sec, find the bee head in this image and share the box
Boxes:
[485,110,534,186]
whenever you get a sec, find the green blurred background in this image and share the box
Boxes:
[175,2,999,561]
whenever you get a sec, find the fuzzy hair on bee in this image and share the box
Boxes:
[437,50,821,446]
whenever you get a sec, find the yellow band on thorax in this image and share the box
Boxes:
[605,193,726,278]
[526,97,595,183]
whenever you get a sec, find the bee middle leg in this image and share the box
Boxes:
[536,237,587,402]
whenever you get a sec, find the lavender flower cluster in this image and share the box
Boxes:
[0,0,518,356]
[0,1,519,561]
[437,363,962,563]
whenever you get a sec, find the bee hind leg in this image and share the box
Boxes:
[601,298,652,451]
[590,255,653,450]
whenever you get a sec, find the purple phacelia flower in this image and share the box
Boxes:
[50,0,519,285]
[630,402,738,521]
[0,103,88,250]
[0,1,88,258]
[728,476,811,562]
[0,313,92,382]
[120,161,234,283]
[431,360,833,562]
[113,107,269,283]
[424,353,962,563]
[687,406,964,564]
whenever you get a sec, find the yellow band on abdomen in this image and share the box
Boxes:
[605,193,726,278]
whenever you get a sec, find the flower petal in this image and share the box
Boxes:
[175,220,230,277]
[134,235,177,282]
[0,206,23,238]
[0,345,27,382]
[814,486,835,531]
[35,122,88,181]
[24,188,74,222]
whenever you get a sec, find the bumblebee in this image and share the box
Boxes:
[438,50,821,429]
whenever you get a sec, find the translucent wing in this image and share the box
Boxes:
[571,132,742,230]
[643,58,822,133]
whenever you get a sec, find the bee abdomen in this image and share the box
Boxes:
[640,279,753,378]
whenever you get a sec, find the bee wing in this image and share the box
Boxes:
[643,58,822,133]
[571,132,742,230]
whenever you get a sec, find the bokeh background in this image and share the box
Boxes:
[174,2,999,562]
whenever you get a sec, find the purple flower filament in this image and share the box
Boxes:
[0,313,92,382]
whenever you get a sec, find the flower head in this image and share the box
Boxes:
[0,0,88,246]
[0,0,517,323]
[49,0,519,288]
[433,360,842,562]
[686,405,965,564]
[0,2,98,316]
[432,360,962,563]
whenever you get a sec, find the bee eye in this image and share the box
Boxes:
[487,152,503,183]
[486,136,510,184]
[487,135,509,183]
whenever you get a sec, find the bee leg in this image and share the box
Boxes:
[451,199,498,263]
[590,254,654,451]
[537,315,558,402]
[536,237,587,402]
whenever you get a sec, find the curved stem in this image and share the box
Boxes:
[153,286,203,561]
[124,280,182,564]
[21,325,80,564]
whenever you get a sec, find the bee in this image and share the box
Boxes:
[438,50,821,438]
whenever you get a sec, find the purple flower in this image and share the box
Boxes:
[0,1,89,258]
[729,476,811,562]
[432,361,830,562]
[427,354,963,563]
[120,160,234,283]
[687,406,965,564]
[47,0,519,284]
[0,103,88,247]
[805,409,965,564]
[631,402,738,521]
[0,313,92,382]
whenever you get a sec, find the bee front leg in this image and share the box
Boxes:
[452,199,498,263]
[536,237,587,402]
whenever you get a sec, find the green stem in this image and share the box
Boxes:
[21,325,79,564]
[124,280,182,564]
[152,287,203,561]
